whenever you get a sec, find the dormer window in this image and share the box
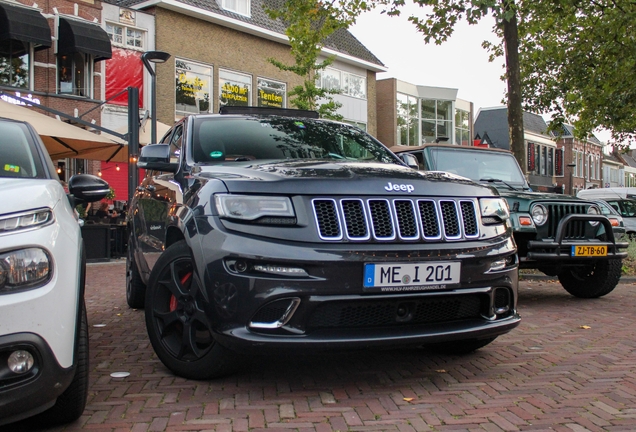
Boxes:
[221,0,250,17]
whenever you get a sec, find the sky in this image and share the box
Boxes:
[349,6,506,114]
[349,6,614,144]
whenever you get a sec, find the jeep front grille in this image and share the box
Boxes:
[544,203,589,239]
[312,198,479,242]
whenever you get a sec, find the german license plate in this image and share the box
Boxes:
[363,262,461,292]
[571,245,607,257]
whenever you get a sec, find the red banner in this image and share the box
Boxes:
[105,48,144,107]
[555,148,563,176]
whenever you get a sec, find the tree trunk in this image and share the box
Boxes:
[502,0,526,174]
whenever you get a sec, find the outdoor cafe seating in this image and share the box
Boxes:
[81,207,127,261]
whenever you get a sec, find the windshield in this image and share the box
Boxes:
[423,147,527,185]
[191,117,398,164]
[0,121,43,179]
[607,199,636,218]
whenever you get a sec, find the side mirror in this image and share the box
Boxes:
[137,144,178,173]
[399,153,419,170]
[68,174,110,204]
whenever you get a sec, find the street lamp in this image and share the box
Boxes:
[567,162,577,195]
[141,50,171,144]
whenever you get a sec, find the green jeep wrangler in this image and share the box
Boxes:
[392,143,628,298]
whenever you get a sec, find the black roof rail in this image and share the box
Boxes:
[219,106,320,119]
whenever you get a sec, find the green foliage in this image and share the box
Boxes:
[265,0,373,119]
[516,0,636,145]
[106,187,116,200]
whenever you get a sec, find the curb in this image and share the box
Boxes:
[520,273,636,283]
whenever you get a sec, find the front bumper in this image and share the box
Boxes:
[191,219,520,352]
[0,333,74,426]
[526,214,628,261]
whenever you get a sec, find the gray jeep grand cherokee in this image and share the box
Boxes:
[126,107,520,379]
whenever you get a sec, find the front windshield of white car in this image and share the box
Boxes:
[0,121,42,179]
[191,116,398,164]
[423,147,527,185]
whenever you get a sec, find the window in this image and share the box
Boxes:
[221,0,250,16]
[319,68,341,92]
[344,120,367,131]
[454,109,470,145]
[175,59,212,119]
[219,69,251,108]
[0,40,30,89]
[342,72,366,99]
[396,93,418,146]
[257,78,285,108]
[106,23,144,49]
[58,53,92,97]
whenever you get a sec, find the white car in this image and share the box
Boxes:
[0,118,109,426]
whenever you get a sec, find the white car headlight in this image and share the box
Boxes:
[531,204,548,226]
[215,194,295,222]
[479,198,510,224]
[0,209,53,234]
[0,248,51,293]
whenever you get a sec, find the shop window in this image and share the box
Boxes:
[58,53,92,97]
[175,59,212,119]
[257,78,285,108]
[221,0,250,16]
[0,40,30,89]
[454,109,469,145]
[219,69,251,108]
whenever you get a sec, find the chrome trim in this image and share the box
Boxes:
[249,298,301,329]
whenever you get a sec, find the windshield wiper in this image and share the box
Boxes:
[479,178,520,191]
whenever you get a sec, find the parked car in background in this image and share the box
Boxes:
[391,143,628,299]
[126,106,520,380]
[577,189,636,239]
[0,118,109,426]
[589,199,627,240]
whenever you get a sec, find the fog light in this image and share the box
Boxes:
[8,350,34,374]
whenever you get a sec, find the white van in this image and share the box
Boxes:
[577,187,636,200]
[578,188,636,238]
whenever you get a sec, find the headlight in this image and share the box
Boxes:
[587,205,600,227]
[479,198,510,224]
[215,194,295,222]
[0,248,51,293]
[0,209,53,235]
[531,204,548,226]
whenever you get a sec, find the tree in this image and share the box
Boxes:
[383,0,527,172]
[265,0,372,119]
[517,1,636,145]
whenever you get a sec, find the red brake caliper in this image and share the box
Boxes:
[169,272,192,312]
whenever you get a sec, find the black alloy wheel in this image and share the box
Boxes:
[145,240,238,379]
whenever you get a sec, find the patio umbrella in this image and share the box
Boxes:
[0,99,124,160]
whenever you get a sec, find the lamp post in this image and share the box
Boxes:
[141,50,171,144]
[567,162,577,196]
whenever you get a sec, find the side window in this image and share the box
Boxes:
[169,125,183,162]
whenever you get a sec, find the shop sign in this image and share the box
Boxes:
[527,142,535,171]
[221,82,249,105]
[555,148,563,176]
[258,88,284,108]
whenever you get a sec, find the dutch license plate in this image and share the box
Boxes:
[571,245,607,257]
[363,261,461,292]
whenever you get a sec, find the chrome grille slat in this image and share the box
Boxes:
[313,197,480,242]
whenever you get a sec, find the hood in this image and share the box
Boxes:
[193,160,498,197]
[0,178,63,215]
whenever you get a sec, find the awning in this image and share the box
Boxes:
[0,2,51,50]
[0,99,124,161]
[58,17,111,61]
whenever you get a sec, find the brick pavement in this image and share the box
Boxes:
[10,261,636,432]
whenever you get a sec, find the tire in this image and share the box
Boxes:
[558,258,622,298]
[425,337,497,355]
[34,301,89,426]
[145,240,239,380]
[126,234,146,309]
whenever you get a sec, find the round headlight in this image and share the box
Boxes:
[531,204,548,226]
[588,205,600,226]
